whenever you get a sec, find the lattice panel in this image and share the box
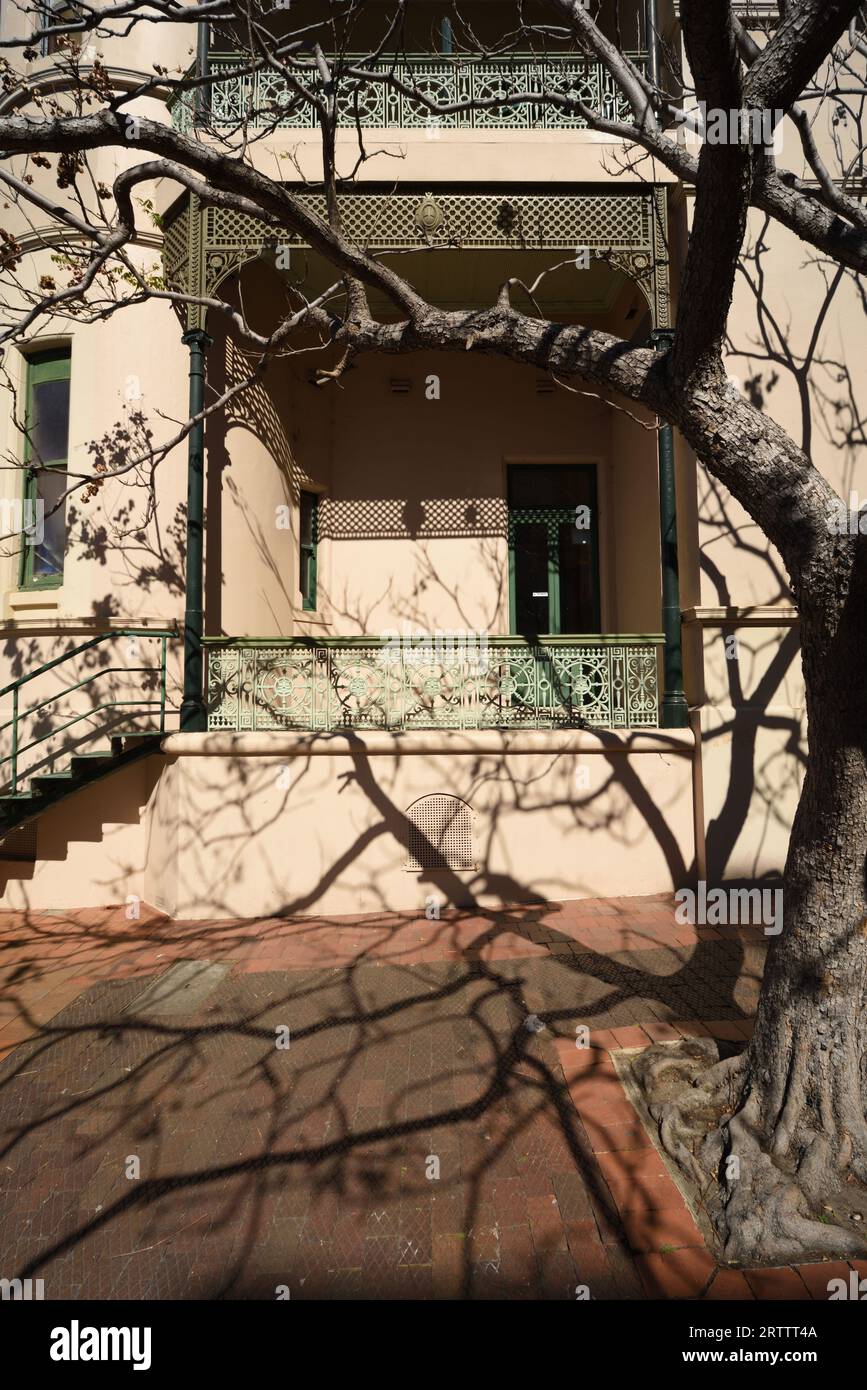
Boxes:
[317,496,508,541]
[405,795,474,871]
[162,207,188,269]
[202,192,648,254]
[162,205,190,290]
[206,638,662,732]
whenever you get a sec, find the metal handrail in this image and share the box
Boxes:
[0,627,173,698]
[201,49,647,71]
[202,632,665,647]
[0,628,174,795]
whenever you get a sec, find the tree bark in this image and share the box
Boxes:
[717,554,867,1261]
[642,545,867,1265]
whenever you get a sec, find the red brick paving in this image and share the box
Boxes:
[705,1268,756,1299]
[796,1261,853,1299]
[744,1267,813,1301]
[0,890,765,1035]
[0,893,854,1299]
[636,1248,719,1299]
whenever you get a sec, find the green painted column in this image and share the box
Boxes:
[650,328,689,728]
[179,20,212,734]
[644,0,660,92]
[194,18,209,126]
[179,327,211,732]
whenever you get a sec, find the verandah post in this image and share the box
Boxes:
[179,325,211,732]
[179,20,212,734]
[650,327,689,728]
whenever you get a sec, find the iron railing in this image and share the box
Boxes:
[171,52,646,133]
[0,629,173,794]
[205,635,664,732]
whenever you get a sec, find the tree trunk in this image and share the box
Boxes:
[643,556,867,1265]
[717,578,867,1262]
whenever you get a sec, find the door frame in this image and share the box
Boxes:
[505,459,604,635]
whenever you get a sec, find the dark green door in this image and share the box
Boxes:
[508,464,600,636]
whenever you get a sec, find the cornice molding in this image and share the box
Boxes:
[6,226,162,255]
[0,64,174,116]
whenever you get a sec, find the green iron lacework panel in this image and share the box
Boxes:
[163,187,672,333]
[206,637,663,732]
[171,52,646,132]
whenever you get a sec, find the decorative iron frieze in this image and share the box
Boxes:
[169,52,646,134]
[164,187,673,331]
[206,636,663,732]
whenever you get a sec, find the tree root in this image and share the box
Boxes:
[720,1117,866,1263]
[633,1039,867,1267]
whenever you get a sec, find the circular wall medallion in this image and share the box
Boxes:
[413,193,444,236]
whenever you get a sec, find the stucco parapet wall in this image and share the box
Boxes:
[161,729,695,759]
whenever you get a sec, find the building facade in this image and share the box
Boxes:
[0,2,861,920]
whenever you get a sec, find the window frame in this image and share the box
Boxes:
[19,345,71,592]
[40,1,83,57]
[299,489,318,612]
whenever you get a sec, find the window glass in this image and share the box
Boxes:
[513,522,549,635]
[30,377,70,464]
[299,491,318,610]
[508,464,600,634]
[32,468,67,579]
[508,464,595,510]
[21,347,70,588]
[557,519,595,633]
[44,3,82,56]
[300,492,315,547]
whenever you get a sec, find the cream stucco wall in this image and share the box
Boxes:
[684,173,866,883]
[1,5,864,915]
[0,755,159,911]
[144,730,696,920]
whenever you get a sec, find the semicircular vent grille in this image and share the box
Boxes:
[405,794,474,871]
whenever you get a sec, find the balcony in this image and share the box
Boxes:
[205,635,664,733]
[171,52,645,134]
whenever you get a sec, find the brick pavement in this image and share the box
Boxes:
[0,894,853,1299]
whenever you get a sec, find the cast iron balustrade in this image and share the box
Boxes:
[170,52,645,133]
[204,635,664,732]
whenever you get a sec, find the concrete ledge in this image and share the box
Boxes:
[0,616,177,636]
[682,605,799,627]
[161,727,696,758]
